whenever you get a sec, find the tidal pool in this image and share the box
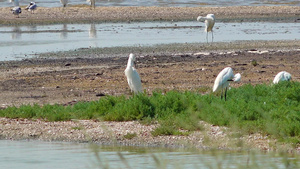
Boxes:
[0,21,299,61]
[0,140,299,169]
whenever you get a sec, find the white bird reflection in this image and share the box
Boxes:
[11,26,21,40]
[89,23,97,38]
[60,24,68,39]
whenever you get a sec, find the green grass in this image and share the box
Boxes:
[0,82,299,144]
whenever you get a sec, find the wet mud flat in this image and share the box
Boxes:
[0,41,299,107]
[0,43,299,152]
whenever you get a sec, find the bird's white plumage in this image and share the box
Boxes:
[12,6,21,17]
[125,54,143,94]
[197,14,215,33]
[233,73,241,82]
[60,0,68,7]
[25,2,37,13]
[197,14,215,42]
[213,67,241,92]
[273,71,292,84]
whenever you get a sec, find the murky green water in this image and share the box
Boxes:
[0,140,299,169]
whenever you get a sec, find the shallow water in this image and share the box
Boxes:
[0,140,299,169]
[0,21,299,61]
[1,0,299,7]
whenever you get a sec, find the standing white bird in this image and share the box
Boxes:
[60,0,68,7]
[124,53,143,94]
[197,14,215,42]
[273,71,292,84]
[11,0,21,18]
[25,2,37,14]
[213,67,241,101]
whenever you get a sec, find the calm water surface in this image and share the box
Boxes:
[0,21,299,61]
[1,0,299,7]
[0,140,299,169]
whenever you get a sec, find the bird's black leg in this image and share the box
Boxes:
[225,87,228,101]
[221,85,223,100]
[212,31,214,42]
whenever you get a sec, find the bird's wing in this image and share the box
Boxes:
[205,19,215,32]
[131,68,143,93]
[213,67,233,92]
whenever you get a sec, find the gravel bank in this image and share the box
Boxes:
[1,6,300,25]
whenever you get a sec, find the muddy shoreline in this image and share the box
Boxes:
[1,6,300,25]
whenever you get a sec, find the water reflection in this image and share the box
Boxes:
[11,26,21,40]
[60,24,68,39]
[89,23,97,38]
[0,140,299,169]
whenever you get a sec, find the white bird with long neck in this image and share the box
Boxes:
[124,54,143,94]
[213,67,241,101]
[273,71,292,84]
[197,14,215,42]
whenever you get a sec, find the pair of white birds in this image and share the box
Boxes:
[125,54,292,100]
[124,53,241,98]
[11,0,37,17]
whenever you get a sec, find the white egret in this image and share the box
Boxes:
[197,14,215,42]
[213,67,241,101]
[273,71,292,84]
[60,0,68,7]
[25,2,37,14]
[124,53,143,94]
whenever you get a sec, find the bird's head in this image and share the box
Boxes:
[233,73,241,82]
[128,53,137,67]
[196,16,202,21]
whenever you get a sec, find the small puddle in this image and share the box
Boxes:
[0,21,299,61]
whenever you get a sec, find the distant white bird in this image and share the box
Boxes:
[273,71,292,84]
[12,7,21,18]
[213,67,241,100]
[10,0,19,6]
[60,0,68,7]
[11,3,21,18]
[87,0,96,7]
[25,2,37,14]
[197,14,215,42]
[124,53,143,94]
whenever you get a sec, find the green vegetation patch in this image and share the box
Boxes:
[0,82,299,144]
